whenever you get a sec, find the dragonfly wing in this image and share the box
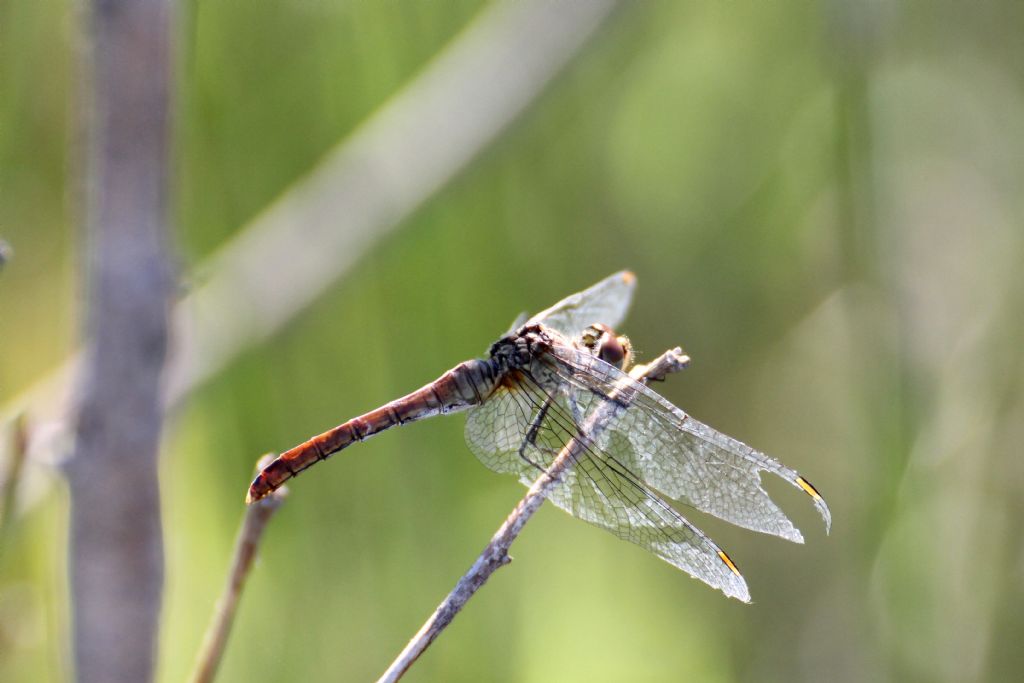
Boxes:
[526,271,636,338]
[547,346,832,541]
[503,311,530,336]
[465,371,751,602]
[465,379,545,477]
[545,439,751,601]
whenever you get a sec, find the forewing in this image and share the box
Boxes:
[547,346,832,541]
[464,371,751,602]
[526,271,636,337]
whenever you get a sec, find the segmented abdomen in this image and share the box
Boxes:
[246,358,500,502]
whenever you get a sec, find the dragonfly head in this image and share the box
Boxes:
[581,323,633,370]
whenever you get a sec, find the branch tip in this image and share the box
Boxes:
[189,454,288,683]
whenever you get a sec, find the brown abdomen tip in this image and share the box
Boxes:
[247,474,269,504]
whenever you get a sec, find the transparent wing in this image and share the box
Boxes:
[546,345,832,540]
[525,271,636,338]
[465,372,750,602]
[504,312,530,335]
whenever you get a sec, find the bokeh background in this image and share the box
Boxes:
[2,1,1023,681]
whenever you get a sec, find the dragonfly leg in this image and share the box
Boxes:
[516,398,552,472]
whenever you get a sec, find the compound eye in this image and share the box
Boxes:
[598,335,626,368]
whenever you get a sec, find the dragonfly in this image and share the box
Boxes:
[248,271,830,601]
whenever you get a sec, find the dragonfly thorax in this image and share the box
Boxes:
[488,324,556,372]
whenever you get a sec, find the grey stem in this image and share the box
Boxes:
[67,1,176,682]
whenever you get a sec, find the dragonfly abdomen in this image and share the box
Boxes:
[246,358,500,503]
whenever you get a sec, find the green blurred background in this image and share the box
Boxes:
[2,1,1023,681]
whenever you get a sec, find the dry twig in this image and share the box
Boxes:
[189,456,288,683]
[377,348,690,683]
